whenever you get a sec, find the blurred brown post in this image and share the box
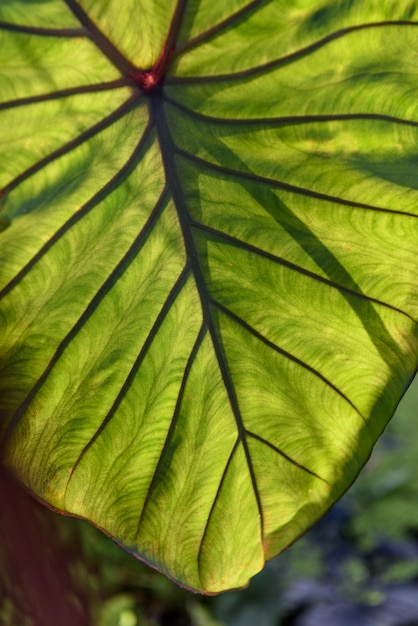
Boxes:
[0,467,91,626]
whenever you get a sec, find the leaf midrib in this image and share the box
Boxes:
[150,91,265,539]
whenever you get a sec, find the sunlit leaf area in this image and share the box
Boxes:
[0,0,417,613]
[1,376,417,625]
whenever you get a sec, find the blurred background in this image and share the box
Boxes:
[1,375,417,626]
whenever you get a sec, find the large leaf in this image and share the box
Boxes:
[0,0,417,594]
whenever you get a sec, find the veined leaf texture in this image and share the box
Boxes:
[0,0,417,593]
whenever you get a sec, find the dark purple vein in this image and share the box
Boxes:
[212,299,365,423]
[66,262,192,496]
[0,114,153,301]
[0,173,166,456]
[135,323,207,539]
[175,147,418,218]
[129,0,188,89]
[62,0,136,76]
[151,92,265,540]
[197,438,240,583]
[1,93,142,197]
[191,221,416,322]
[166,20,418,84]
[246,431,330,484]
[164,94,418,128]
[0,21,86,37]
[176,0,267,53]
[0,79,135,111]
[160,0,188,68]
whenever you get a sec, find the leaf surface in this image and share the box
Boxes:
[0,0,417,593]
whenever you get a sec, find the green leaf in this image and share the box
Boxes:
[0,0,417,594]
